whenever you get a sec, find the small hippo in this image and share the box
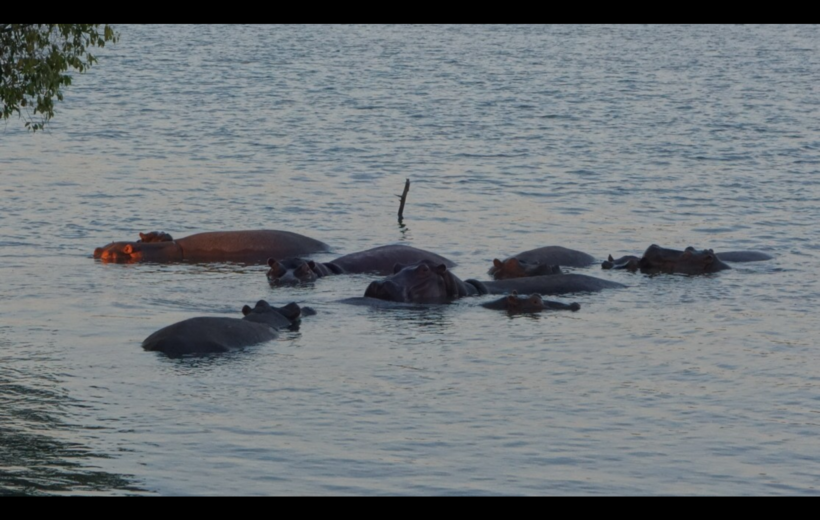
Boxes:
[137,231,174,243]
[481,291,580,313]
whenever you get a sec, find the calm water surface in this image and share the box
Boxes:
[1,25,819,495]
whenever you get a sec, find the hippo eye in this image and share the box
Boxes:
[267,261,285,277]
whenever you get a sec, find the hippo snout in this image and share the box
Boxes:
[365,280,405,302]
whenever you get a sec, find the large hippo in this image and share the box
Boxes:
[142,300,309,357]
[489,246,595,279]
[602,244,731,275]
[602,247,772,270]
[363,261,487,304]
[94,230,330,264]
[481,291,581,313]
[267,244,456,285]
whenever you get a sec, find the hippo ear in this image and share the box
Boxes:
[493,259,502,268]
[242,305,252,316]
[608,254,614,262]
[123,244,134,254]
[138,232,147,242]
[278,302,301,321]
[506,294,518,305]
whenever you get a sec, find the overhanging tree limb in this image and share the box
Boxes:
[0,24,118,131]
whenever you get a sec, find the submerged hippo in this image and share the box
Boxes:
[602,247,772,270]
[94,230,330,264]
[481,291,581,313]
[489,246,595,279]
[602,244,731,275]
[142,300,309,357]
[267,244,456,285]
[363,261,487,304]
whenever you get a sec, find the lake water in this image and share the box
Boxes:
[1,24,819,495]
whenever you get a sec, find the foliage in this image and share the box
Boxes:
[0,24,118,131]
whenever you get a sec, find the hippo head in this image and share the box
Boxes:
[138,231,174,243]
[266,257,323,285]
[364,261,469,304]
[93,240,183,263]
[241,299,302,326]
[489,257,562,280]
[638,245,730,275]
[502,291,547,313]
[601,254,640,271]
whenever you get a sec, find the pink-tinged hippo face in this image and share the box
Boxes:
[93,241,182,263]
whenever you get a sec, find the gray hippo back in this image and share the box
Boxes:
[142,300,304,357]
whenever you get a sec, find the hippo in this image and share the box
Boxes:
[142,300,310,357]
[601,254,641,270]
[94,230,330,264]
[489,246,595,279]
[602,247,772,270]
[363,261,487,304]
[481,273,626,295]
[489,257,563,280]
[481,291,581,313]
[137,231,174,243]
[267,244,456,285]
[603,244,730,275]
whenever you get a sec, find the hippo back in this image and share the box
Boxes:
[142,317,279,357]
[510,246,596,267]
[176,230,330,263]
[331,245,456,276]
[481,273,625,295]
[142,300,303,357]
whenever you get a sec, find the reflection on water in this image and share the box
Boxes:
[0,355,146,495]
